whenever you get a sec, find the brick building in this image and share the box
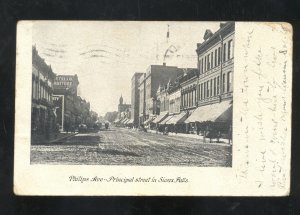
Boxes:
[138,73,146,125]
[31,46,56,140]
[131,73,144,127]
[53,75,80,132]
[138,64,184,125]
[186,22,234,136]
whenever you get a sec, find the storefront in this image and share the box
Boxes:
[165,112,189,133]
[185,100,232,138]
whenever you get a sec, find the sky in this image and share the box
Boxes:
[33,21,221,116]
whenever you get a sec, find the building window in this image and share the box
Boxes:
[201,58,204,73]
[214,78,216,96]
[218,47,221,65]
[203,82,206,99]
[228,39,233,59]
[187,92,189,107]
[207,80,210,97]
[215,49,217,66]
[198,85,200,100]
[32,79,35,99]
[211,52,214,68]
[217,76,220,95]
[222,73,226,93]
[199,59,202,74]
[207,54,210,70]
[210,79,213,97]
[36,81,38,99]
[223,43,227,62]
[200,83,203,100]
[41,86,43,99]
[185,93,187,107]
[185,93,188,107]
[204,56,207,72]
[227,71,233,92]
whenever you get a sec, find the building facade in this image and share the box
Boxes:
[168,81,181,115]
[53,75,80,132]
[156,83,169,114]
[138,73,146,125]
[185,21,234,136]
[180,68,199,112]
[196,22,234,107]
[131,73,144,127]
[138,64,184,125]
[31,46,56,139]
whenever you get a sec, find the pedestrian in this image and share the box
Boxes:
[228,125,232,144]
[196,123,200,135]
[164,126,168,135]
[55,123,60,138]
[217,130,221,143]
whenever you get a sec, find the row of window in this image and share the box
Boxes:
[168,98,181,114]
[181,71,233,108]
[199,39,233,74]
[32,79,52,103]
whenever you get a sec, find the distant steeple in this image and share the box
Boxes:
[157,84,161,94]
[167,79,172,90]
[119,94,123,105]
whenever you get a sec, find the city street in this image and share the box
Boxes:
[31,127,232,167]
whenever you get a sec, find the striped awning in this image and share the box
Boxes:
[143,116,156,125]
[185,100,232,123]
[159,115,174,124]
[126,119,134,124]
[166,112,188,124]
[152,112,168,124]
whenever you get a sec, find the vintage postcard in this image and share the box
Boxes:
[14,21,292,196]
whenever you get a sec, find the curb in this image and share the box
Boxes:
[48,132,78,143]
[145,129,232,146]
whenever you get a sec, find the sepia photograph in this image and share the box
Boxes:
[30,22,234,167]
[14,21,291,196]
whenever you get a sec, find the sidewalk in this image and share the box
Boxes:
[146,129,231,145]
[31,132,78,145]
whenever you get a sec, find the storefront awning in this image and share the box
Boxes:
[126,119,134,124]
[121,118,128,124]
[143,116,156,125]
[185,100,232,123]
[166,112,188,124]
[152,112,168,124]
[114,118,120,123]
[159,115,174,124]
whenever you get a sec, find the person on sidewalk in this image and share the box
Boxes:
[164,126,168,135]
[55,123,60,138]
[228,125,232,144]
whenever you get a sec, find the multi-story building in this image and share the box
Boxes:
[186,22,234,136]
[156,82,170,114]
[31,46,56,140]
[180,68,199,111]
[139,64,184,125]
[53,75,79,131]
[131,73,144,127]
[168,81,181,115]
[196,22,234,106]
[138,73,146,125]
